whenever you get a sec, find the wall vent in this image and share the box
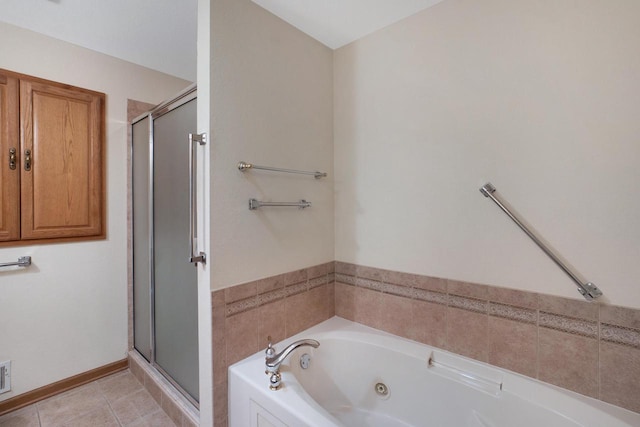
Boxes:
[0,360,11,394]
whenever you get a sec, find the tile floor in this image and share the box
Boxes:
[0,370,177,427]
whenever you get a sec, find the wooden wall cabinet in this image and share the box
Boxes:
[0,69,105,245]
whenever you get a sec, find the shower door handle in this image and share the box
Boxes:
[189,132,207,265]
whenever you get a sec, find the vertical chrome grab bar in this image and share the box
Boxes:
[480,183,603,301]
[189,133,207,265]
[0,256,31,269]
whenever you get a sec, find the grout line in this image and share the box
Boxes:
[103,394,124,427]
[597,303,601,400]
[535,307,540,380]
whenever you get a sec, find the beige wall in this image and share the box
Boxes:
[334,0,640,308]
[0,22,190,399]
[210,0,334,290]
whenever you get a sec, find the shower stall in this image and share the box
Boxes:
[131,84,199,405]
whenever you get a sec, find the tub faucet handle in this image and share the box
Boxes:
[265,336,275,357]
[264,338,320,391]
[265,336,276,376]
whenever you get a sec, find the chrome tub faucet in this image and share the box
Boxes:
[265,336,320,390]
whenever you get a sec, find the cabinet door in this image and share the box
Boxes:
[0,73,20,241]
[20,80,104,240]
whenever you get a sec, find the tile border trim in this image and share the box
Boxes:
[224,262,335,318]
[601,324,640,348]
[332,261,640,340]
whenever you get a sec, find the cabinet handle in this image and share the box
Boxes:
[24,149,31,171]
[9,148,16,170]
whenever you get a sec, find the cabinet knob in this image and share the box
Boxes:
[24,149,31,171]
[9,148,16,170]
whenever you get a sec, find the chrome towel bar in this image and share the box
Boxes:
[249,199,311,210]
[480,183,602,301]
[238,161,327,179]
[0,256,32,269]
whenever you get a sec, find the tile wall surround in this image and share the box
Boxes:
[212,262,335,427]
[333,261,640,414]
[213,261,640,427]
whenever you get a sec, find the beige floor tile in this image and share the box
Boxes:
[98,371,144,403]
[41,382,100,404]
[37,383,106,427]
[125,410,177,427]
[59,406,118,427]
[1,369,184,427]
[109,397,140,426]
[110,388,159,425]
[0,405,40,427]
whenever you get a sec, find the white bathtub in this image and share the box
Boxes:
[229,317,640,427]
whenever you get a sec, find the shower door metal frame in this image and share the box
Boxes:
[131,83,199,408]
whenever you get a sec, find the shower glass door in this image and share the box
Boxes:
[132,86,199,405]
